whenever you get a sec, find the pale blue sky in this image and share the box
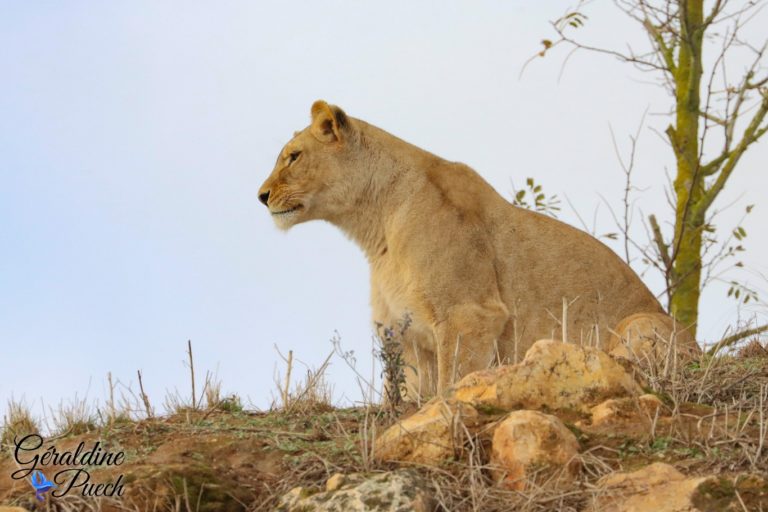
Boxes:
[1,1,766,421]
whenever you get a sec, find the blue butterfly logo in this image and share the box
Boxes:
[29,470,56,502]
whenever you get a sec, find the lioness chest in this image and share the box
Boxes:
[369,250,440,347]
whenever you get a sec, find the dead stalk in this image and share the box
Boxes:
[137,370,153,419]
[562,297,568,343]
[107,372,116,424]
[283,350,293,410]
[452,334,462,386]
[187,340,196,410]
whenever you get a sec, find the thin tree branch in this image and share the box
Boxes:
[642,17,677,74]
[698,94,768,215]
[649,213,673,271]
[707,324,768,356]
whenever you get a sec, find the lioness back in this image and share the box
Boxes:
[493,206,664,348]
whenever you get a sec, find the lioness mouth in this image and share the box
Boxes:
[271,205,302,215]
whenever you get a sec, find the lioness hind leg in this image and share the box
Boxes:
[434,301,509,393]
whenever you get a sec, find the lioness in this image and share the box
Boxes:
[258,100,664,395]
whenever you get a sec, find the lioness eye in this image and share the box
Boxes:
[288,151,301,163]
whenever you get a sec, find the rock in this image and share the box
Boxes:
[608,312,700,363]
[326,473,346,491]
[589,394,665,426]
[276,470,432,512]
[589,463,704,511]
[589,463,768,511]
[589,398,624,426]
[692,474,768,511]
[449,339,643,414]
[599,461,689,487]
[638,394,664,416]
[490,410,580,491]
[374,398,478,464]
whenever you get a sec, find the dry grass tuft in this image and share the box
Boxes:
[47,394,97,436]
[738,338,768,359]
[272,346,335,414]
[1,398,39,448]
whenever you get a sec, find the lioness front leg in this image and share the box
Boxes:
[400,334,437,400]
[433,301,509,393]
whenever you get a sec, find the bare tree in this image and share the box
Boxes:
[535,0,768,339]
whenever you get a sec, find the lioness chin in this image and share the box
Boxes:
[258,100,666,397]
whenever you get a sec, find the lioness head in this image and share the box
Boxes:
[258,100,360,230]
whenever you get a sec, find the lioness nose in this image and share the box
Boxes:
[258,190,270,206]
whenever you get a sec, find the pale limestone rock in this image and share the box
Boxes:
[325,473,346,492]
[599,461,688,488]
[588,463,768,511]
[590,398,624,425]
[490,410,580,491]
[373,398,478,464]
[277,470,432,512]
[590,462,703,511]
[590,394,665,426]
[450,339,643,414]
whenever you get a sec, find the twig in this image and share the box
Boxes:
[707,323,768,355]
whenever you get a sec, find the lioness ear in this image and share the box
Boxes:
[310,100,348,144]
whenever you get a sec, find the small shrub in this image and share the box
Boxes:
[375,314,412,415]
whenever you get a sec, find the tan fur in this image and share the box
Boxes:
[608,312,699,361]
[258,100,665,395]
